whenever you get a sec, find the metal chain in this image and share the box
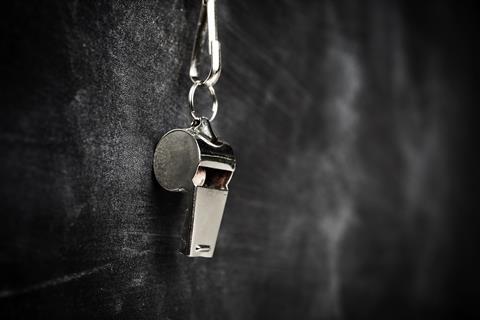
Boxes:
[188,0,221,122]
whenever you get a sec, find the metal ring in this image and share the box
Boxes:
[188,82,218,121]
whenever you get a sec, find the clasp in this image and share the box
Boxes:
[189,0,221,87]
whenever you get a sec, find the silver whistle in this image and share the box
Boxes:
[153,118,235,258]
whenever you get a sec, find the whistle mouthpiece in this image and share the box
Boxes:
[182,162,233,257]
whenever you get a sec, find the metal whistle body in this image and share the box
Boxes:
[153,118,235,258]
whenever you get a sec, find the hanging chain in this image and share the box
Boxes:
[188,0,221,122]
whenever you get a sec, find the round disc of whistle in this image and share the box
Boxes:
[153,130,200,192]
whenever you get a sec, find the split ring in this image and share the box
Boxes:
[188,82,218,122]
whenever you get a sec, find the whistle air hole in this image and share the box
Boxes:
[192,166,231,189]
[195,244,211,252]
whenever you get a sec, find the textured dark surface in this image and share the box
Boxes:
[0,0,478,319]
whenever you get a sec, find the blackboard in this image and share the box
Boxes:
[0,0,477,319]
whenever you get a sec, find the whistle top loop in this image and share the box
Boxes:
[189,0,221,87]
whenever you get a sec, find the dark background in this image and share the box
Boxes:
[0,0,478,319]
